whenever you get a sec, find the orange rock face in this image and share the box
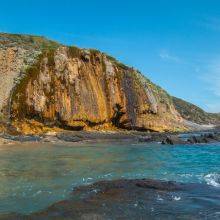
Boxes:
[10,46,185,132]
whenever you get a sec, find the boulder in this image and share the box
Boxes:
[161,135,184,145]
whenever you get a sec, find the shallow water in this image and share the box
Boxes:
[0,141,219,215]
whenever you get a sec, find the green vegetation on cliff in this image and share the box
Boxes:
[0,33,60,50]
[172,97,220,125]
[11,48,57,120]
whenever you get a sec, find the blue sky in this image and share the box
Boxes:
[1,0,220,112]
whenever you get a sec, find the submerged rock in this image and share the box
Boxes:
[1,179,219,220]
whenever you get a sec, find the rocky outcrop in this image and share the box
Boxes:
[161,135,185,145]
[0,33,209,134]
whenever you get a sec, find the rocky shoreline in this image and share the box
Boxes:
[0,129,220,146]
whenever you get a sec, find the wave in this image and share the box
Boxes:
[204,173,220,187]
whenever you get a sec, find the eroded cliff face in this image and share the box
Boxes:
[0,33,186,134]
[0,43,39,120]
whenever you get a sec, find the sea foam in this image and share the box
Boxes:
[204,173,220,187]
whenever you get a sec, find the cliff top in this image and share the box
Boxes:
[0,32,60,50]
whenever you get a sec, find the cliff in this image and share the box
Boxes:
[0,33,212,134]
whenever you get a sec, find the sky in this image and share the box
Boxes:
[0,0,220,112]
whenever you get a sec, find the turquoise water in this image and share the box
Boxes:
[0,141,219,214]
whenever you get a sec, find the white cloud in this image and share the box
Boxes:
[159,50,181,63]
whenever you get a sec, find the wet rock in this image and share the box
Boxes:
[187,132,220,144]
[135,179,182,191]
[137,136,152,142]
[56,133,83,142]
[187,135,208,144]
[1,179,219,220]
[0,134,41,142]
[161,131,220,145]
[161,135,184,145]
[205,133,215,139]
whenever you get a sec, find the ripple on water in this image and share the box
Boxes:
[0,141,219,215]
